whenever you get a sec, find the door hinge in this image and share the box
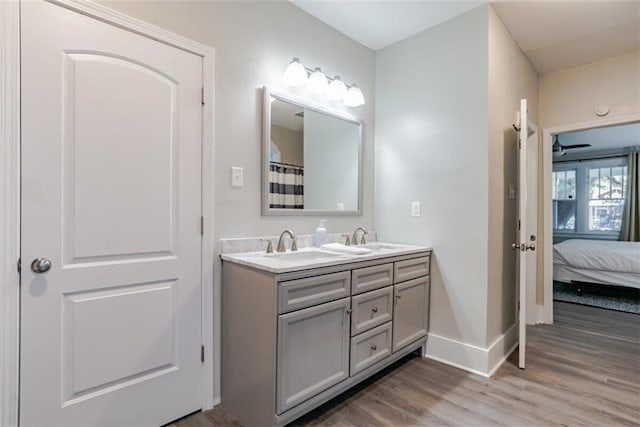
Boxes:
[17,257,21,274]
[201,345,205,363]
[518,220,521,230]
[201,216,204,235]
[201,87,205,106]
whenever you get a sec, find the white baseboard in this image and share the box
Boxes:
[425,323,518,377]
[486,323,518,376]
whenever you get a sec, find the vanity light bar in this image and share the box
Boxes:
[282,58,365,107]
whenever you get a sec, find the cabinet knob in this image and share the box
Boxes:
[346,309,352,315]
[371,307,378,313]
[370,344,377,351]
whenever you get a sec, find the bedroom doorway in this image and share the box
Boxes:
[542,118,640,321]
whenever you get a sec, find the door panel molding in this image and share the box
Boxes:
[0,1,21,426]
[0,1,216,424]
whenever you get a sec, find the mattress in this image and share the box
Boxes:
[554,264,640,289]
[553,239,640,289]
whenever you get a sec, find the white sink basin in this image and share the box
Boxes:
[241,248,349,265]
[359,242,412,252]
[265,250,347,262]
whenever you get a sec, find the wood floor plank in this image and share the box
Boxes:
[177,302,639,426]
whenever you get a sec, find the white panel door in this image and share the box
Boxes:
[20,2,203,425]
[515,99,538,369]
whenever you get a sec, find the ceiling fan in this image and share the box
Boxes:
[552,135,591,157]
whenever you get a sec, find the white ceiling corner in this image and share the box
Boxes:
[290,0,640,74]
[289,0,488,50]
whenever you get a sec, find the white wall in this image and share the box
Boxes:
[271,125,303,166]
[304,109,360,210]
[376,6,490,349]
[100,0,375,402]
[540,51,640,128]
[486,6,538,346]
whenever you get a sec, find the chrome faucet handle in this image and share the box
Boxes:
[342,234,351,246]
[259,238,273,254]
[291,237,298,252]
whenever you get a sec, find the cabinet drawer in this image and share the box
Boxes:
[394,256,430,283]
[351,287,393,336]
[278,271,351,314]
[352,263,393,295]
[350,322,392,376]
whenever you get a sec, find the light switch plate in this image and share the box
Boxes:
[231,167,243,187]
[411,202,421,217]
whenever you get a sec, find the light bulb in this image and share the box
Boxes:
[327,76,347,101]
[307,67,328,95]
[282,58,308,87]
[343,84,365,107]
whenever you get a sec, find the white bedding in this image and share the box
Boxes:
[553,239,640,288]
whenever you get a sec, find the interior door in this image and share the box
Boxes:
[515,99,538,369]
[20,1,203,425]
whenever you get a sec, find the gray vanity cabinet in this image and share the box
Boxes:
[393,276,430,352]
[221,249,431,427]
[277,297,350,413]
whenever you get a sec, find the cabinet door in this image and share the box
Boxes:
[393,277,429,352]
[277,297,350,414]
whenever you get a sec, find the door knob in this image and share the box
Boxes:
[30,258,52,273]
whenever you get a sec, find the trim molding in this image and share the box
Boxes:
[1,1,217,422]
[0,1,21,425]
[541,112,640,325]
[425,323,518,377]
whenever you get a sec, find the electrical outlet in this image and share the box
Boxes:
[337,202,345,210]
[411,202,421,217]
[231,167,243,187]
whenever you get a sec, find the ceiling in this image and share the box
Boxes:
[290,0,640,74]
[557,122,640,155]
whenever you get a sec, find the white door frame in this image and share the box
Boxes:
[0,1,216,425]
[541,112,640,324]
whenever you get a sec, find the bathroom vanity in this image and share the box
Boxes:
[221,243,431,426]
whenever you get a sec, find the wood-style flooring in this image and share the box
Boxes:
[171,302,640,426]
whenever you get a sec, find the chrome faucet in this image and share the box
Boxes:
[276,230,298,252]
[352,227,369,246]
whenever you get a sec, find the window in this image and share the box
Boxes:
[553,158,628,235]
[552,170,576,230]
[588,166,627,231]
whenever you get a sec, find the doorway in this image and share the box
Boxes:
[542,117,640,322]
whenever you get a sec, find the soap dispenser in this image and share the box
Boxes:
[315,220,328,247]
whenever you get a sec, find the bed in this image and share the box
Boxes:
[553,239,640,289]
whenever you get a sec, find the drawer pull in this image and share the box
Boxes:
[371,307,378,313]
[370,344,377,351]
[395,295,401,299]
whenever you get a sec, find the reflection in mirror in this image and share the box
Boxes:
[263,88,362,215]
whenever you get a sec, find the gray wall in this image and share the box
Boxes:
[486,7,539,347]
[100,0,376,401]
[303,109,360,210]
[375,6,490,348]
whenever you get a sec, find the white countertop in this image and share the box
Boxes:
[220,242,432,274]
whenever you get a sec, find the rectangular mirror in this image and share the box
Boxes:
[262,87,363,216]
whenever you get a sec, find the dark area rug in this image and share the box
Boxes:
[554,281,640,314]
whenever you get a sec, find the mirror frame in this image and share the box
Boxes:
[262,86,363,216]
